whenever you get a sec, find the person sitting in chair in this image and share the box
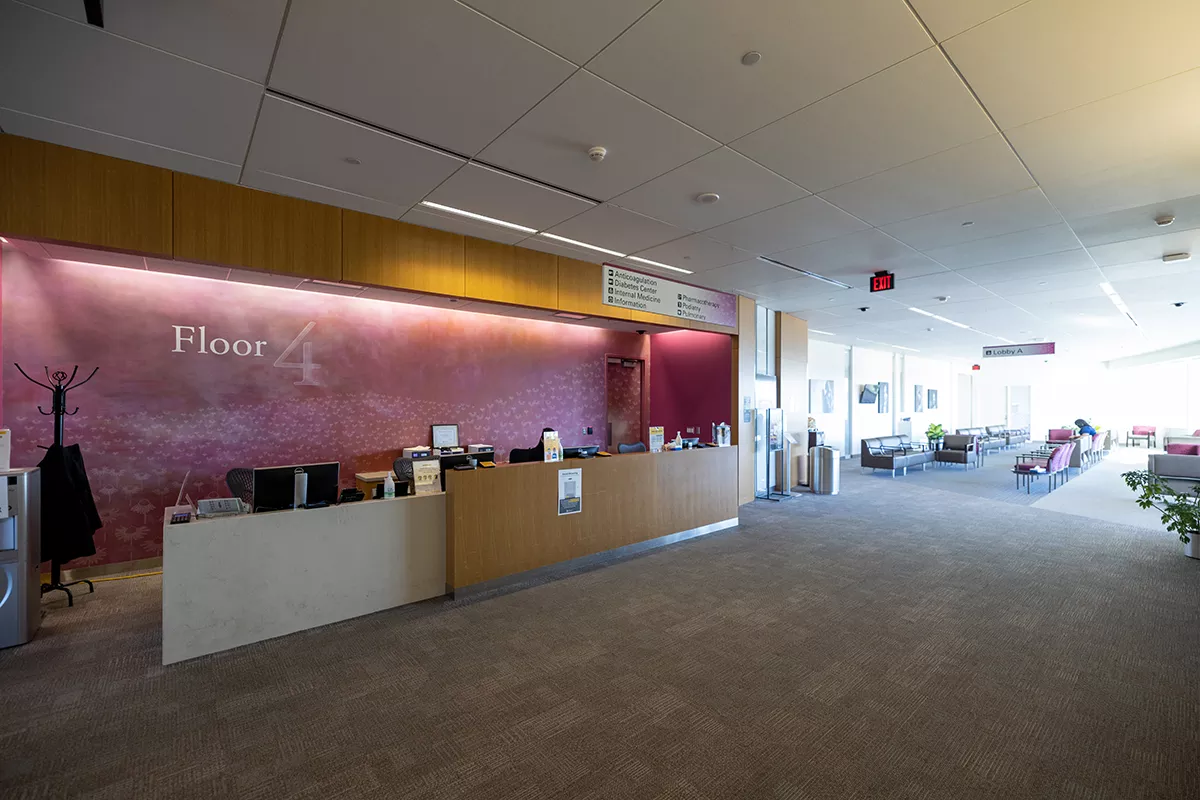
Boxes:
[1075,418,1097,436]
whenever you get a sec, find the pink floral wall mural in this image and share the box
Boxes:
[2,253,648,568]
[605,359,644,448]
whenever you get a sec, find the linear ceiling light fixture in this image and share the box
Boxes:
[418,201,537,235]
[857,337,919,352]
[910,306,1014,343]
[538,232,626,258]
[627,255,693,275]
[1100,282,1140,328]
[810,329,835,335]
[756,256,853,289]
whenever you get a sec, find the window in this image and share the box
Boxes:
[755,305,776,376]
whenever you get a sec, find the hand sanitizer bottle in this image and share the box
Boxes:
[383,473,395,499]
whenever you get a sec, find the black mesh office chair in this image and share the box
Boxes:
[510,428,555,463]
[225,468,254,507]
[617,441,647,454]
[390,457,414,496]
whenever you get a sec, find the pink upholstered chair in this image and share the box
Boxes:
[1048,428,1074,443]
[1089,432,1104,464]
[1014,442,1074,492]
[1127,426,1156,447]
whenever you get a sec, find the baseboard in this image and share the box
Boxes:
[43,556,163,583]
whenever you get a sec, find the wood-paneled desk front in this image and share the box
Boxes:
[445,446,738,594]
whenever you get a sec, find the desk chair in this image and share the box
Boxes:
[225,468,253,507]
[617,441,647,454]
[509,447,541,464]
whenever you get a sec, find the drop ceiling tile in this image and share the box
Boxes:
[907,0,1028,41]
[703,196,869,254]
[1106,273,1200,304]
[588,0,930,143]
[459,0,657,64]
[1071,194,1200,247]
[425,163,595,231]
[270,0,575,156]
[24,0,289,82]
[880,188,1060,251]
[819,135,1034,226]
[1100,258,1198,283]
[1087,229,1200,268]
[0,2,262,166]
[733,48,995,192]
[242,169,408,220]
[944,0,1200,130]
[41,243,146,270]
[244,95,464,217]
[519,236,608,264]
[613,148,807,230]
[1007,68,1200,188]
[229,269,307,290]
[1037,152,1200,221]
[955,249,1097,286]
[924,224,1081,269]
[547,205,687,254]
[631,234,754,273]
[0,108,243,182]
[769,229,946,280]
[877,272,995,305]
[689,259,800,292]
[400,207,528,246]
[478,70,719,200]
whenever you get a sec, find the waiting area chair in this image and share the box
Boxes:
[617,441,647,454]
[1127,426,1157,447]
[934,435,979,469]
[860,435,934,477]
[1013,442,1075,493]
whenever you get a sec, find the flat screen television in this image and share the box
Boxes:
[859,385,878,404]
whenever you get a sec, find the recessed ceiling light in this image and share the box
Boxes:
[1163,252,1191,262]
[628,255,693,275]
[695,192,720,205]
[539,232,626,258]
[1038,281,1048,286]
[1155,214,1175,227]
[741,51,762,66]
[419,201,537,234]
[343,157,361,165]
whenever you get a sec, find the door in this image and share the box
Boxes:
[1010,385,1031,432]
[956,373,973,430]
[606,358,643,449]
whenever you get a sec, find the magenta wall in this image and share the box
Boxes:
[649,330,733,440]
[1,253,648,568]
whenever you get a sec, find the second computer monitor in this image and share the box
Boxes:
[563,445,599,459]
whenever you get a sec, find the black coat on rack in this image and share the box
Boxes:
[14,363,101,606]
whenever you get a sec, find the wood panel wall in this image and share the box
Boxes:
[0,132,736,334]
[734,296,757,505]
[445,446,738,589]
[776,312,809,491]
[0,135,172,256]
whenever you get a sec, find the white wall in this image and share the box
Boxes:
[851,346,895,447]
[903,355,956,440]
[807,340,850,455]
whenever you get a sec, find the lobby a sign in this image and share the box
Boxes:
[602,264,736,327]
[982,342,1056,358]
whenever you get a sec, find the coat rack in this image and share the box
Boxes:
[14,363,99,605]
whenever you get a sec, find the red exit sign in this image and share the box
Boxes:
[870,271,895,292]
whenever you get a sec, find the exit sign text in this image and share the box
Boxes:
[870,271,895,293]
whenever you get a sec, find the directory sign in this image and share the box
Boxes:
[982,342,1056,358]
[602,264,736,327]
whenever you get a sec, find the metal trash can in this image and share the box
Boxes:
[809,446,840,495]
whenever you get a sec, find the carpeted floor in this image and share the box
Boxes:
[2,469,1198,799]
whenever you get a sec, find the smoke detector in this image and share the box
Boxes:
[1155,214,1175,227]
[741,51,762,66]
[936,296,949,303]
[695,192,720,205]
[588,146,607,162]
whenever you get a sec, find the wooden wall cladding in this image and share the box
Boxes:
[173,173,341,279]
[464,237,557,308]
[735,296,757,505]
[556,256,631,319]
[342,211,465,295]
[445,446,738,589]
[0,134,173,256]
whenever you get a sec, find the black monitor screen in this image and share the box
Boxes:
[564,445,600,459]
[252,462,340,512]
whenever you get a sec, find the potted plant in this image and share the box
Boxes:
[1122,470,1200,558]
[926,423,945,444]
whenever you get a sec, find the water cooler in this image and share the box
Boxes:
[0,468,41,648]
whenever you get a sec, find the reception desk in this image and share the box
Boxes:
[162,493,445,664]
[445,446,739,594]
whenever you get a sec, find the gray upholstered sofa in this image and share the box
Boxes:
[860,435,935,477]
[989,425,1029,448]
[935,434,980,469]
[956,427,1006,453]
[1149,452,1200,483]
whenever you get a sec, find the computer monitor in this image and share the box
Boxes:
[563,445,599,459]
[252,462,340,512]
[681,437,700,449]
